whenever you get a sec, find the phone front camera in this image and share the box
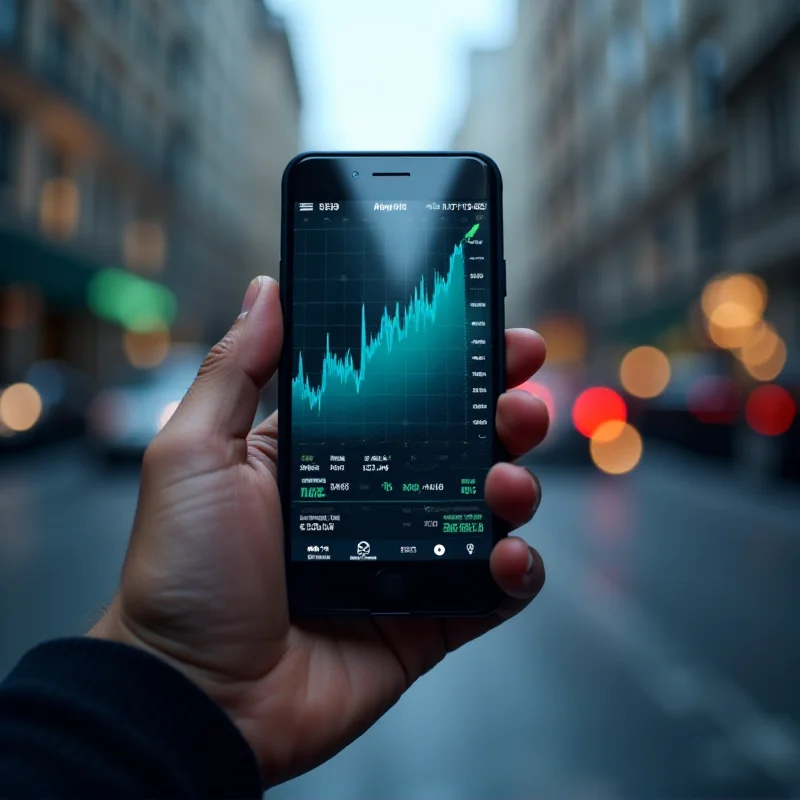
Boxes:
[352,171,359,178]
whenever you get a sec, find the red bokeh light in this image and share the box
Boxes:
[571,387,627,438]
[745,385,796,437]
[687,376,740,425]
[516,380,555,421]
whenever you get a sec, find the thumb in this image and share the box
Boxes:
[172,275,283,439]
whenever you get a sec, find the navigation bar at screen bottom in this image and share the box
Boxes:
[292,537,492,562]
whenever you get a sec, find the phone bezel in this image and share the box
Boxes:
[279,152,508,616]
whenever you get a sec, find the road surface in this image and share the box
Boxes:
[1,441,798,799]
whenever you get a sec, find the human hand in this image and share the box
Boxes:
[90,275,549,787]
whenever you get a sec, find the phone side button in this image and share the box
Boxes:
[373,569,406,602]
[502,259,507,297]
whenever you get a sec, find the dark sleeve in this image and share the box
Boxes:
[0,638,263,799]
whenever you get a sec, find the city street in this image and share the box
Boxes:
[1,441,799,799]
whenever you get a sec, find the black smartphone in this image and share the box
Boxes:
[279,152,507,616]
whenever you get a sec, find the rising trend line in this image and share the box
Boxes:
[293,229,470,413]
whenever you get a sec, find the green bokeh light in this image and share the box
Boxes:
[87,269,177,332]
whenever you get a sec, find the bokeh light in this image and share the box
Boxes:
[701,273,767,320]
[158,401,180,431]
[705,316,755,349]
[572,387,627,438]
[736,322,779,367]
[87,269,177,333]
[742,337,786,382]
[687,376,739,424]
[590,421,643,475]
[123,328,172,369]
[701,273,768,351]
[745,385,796,437]
[707,301,760,330]
[0,383,43,432]
[39,177,80,238]
[123,221,167,273]
[1,285,42,330]
[515,380,555,423]
[619,346,671,399]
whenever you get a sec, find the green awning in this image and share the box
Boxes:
[0,226,96,308]
[600,296,691,346]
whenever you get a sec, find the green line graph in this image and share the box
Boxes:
[292,229,471,434]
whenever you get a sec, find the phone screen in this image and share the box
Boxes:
[289,198,495,562]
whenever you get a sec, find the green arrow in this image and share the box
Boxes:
[464,223,480,240]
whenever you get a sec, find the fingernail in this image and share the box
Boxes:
[523,547,540,588]
[238,276,263,319]
[525,467,542,515]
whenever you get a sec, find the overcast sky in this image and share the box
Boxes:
[268,0,517,150]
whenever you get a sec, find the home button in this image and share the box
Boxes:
[373,569,406,604]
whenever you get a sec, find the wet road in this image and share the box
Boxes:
[1,442,799,799]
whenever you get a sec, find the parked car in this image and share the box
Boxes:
[87,345,206,460]
[88,344,269,460]
[636,352,738,461]
[0,360,93,452]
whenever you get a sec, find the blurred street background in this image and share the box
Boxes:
[1,0,799,798]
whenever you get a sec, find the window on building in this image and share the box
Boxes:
[169,39,197,95]
[615,126,643,195]
[95,70,121,129]
[578,0,612,26]
[109,0,127,20]
[645,0,680,43]
[583,61,611,125]
[695,184,724,256]
[649,84,683,163]
[608,24,645,86]
[766,72,793,186]
[136,14,158,58]
[45,22,71,77]
[164,128,193,185]
[0,112,15,185]
[652,214,678,283]
[0,0,19,45]
[693,39,726,125]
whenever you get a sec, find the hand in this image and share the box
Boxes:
[90,275,549,787]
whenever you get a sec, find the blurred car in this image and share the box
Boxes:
[635,352,738,461]
[0,360,94,452]
[88,344,271,460]
[732,355,800,484]
[87,345,206,460]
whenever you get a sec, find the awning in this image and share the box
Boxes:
[0,225,96,308]
[600,296,691,346]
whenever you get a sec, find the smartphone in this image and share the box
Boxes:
[279,152,507,615]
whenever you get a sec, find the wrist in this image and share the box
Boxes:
[88,603,258,759]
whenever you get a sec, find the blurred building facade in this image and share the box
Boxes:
[0,0,299,381]
[723,1,800,355]
[455,0,800,373]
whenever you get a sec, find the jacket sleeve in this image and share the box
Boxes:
[0,637,263,799]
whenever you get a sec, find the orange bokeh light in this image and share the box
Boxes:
[619,346,671,399]
[589,421,643,475]
[572,387,627,438]
[745,385,796,437]
[743,337,786,382]
[701,273,767,321]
